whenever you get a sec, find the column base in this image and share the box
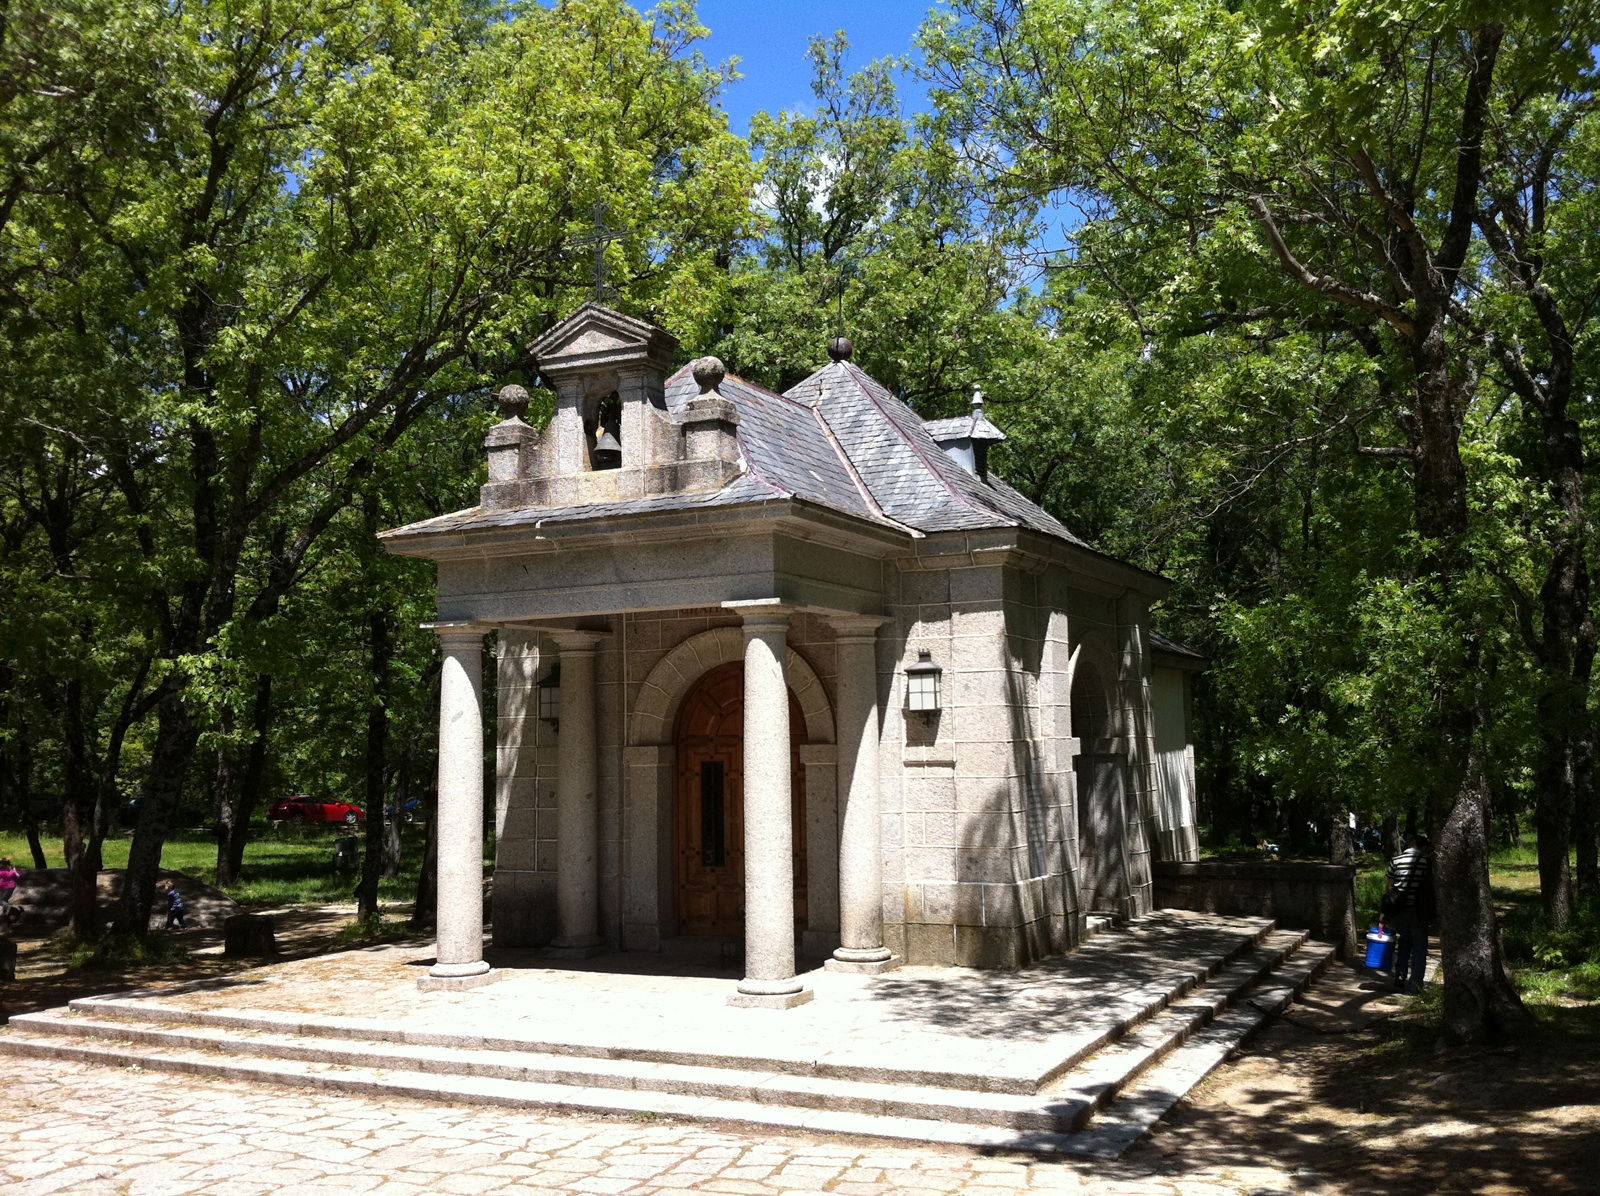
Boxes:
[545,939,607,960]
[727,987,814,1010]
[418,964,497,992]
[825,954,900,975]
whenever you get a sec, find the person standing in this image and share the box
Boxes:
[1387,834,1432,993]
[0,858,19,907]
[158,880,187,931]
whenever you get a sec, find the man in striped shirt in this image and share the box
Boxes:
[1387,834,1432,993]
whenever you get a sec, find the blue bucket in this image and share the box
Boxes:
[1365,927,1395,970]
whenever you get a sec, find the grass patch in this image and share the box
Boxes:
[69,931,191,973]
[0,823,492,909]
[332,914,421,948]
[1487,842,1600,1006]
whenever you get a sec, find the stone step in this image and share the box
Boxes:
[36,913,1277,1101]
[1037,929,1310,1128]
[1059,940,1338,1158]
[1,1009,1065,1131]
[0,929,1332,1151]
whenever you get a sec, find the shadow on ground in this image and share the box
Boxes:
[863,912,1252,1040]
[1,898,424,1025]
[1092,960,1600,1195]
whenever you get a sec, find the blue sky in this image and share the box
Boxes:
[689,1,938,134]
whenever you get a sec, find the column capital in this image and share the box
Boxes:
[826,613,889,641]
[423,622,485,650]
[726,599,795,634]
[548,629,607,653]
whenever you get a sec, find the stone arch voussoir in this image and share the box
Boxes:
[630,625,833,746]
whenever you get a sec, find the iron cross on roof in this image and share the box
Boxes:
[569,199,631,301]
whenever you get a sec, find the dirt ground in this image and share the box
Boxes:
[1,899,426,1022]
[1132,960,1600,1195]
[4,908,1597,1195]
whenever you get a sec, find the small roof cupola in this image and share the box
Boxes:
[479,303,741,510]
[922,385,1007,481]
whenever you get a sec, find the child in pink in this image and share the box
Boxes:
[0,858,19,906]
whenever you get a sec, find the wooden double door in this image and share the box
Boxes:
[673,662,807,937]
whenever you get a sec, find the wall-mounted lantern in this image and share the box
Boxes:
[905,649,943,713]
[537,665,561,726]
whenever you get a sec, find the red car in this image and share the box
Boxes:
[269,794,364,825]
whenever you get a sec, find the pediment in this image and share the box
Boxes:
[531,302,677,370]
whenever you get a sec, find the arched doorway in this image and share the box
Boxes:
[1072,659,1127,915]
[673,662,807,937]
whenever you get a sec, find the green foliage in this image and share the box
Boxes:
[0,0,752,904]
[920,0,1600,888]
[711,32,1037,407]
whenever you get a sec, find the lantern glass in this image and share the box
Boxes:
[537,666,561,723]
[904,650,942,713]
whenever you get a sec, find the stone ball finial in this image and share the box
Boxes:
[827,336,854,362]
[496,383,530,420]
[691,356,726,394]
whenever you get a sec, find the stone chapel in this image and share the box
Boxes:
[381,302,1202,1006]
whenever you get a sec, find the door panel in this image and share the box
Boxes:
[674,661,806,937]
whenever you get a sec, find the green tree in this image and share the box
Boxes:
[922,0,1600,1041]
[713,33,1036,409]
[0,0,752,936]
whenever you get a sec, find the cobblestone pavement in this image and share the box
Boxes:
[1,1055,1304,1195]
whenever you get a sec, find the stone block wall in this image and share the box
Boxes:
[880,556,1084,968]
[492,630,558,947]
[1153,860,1358,955]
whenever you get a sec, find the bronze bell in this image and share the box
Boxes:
[593,427,622,470]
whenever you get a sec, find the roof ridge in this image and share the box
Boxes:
[839,363,1018,528]
[809,400,915,533]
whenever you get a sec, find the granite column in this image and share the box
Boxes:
[828,616,895,973]
[731,608,812,1008]
[424,623,492,987]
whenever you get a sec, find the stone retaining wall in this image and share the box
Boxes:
[1153,861,1358,956]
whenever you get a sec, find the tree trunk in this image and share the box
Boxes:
[1535,755,1576,927]
[1330,812,1354,864]
[1576,740,1598,905]
[13,731,48,871]
[23,821,47,870]
[357,605,391,918]
[1434,745,1533,1043]
[1382,811,1400,861]
[113,692,198,936]
[216,675,273,887]
[412,782,438,931]
[61,676,102,939]
[1530,401,1595,924]
[1410,309,1528,1041]
[384,744,410,880]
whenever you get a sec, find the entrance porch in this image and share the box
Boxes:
[432,605,896,1009]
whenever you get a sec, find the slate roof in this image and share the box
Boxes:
[1150,630,1207,663]
[785,362,1090,546]
[382,355,1092,550]
[921,411,1006,444]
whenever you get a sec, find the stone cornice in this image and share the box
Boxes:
[901,528,1170,599]
[381,497,914,563]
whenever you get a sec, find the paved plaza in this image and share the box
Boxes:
[1,1053,1309,1195]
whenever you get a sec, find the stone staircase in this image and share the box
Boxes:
[0,920,1332,1157]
